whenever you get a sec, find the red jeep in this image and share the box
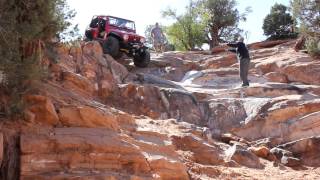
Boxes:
[85,15,150,67]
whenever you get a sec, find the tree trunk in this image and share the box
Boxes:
[210,28,219,50]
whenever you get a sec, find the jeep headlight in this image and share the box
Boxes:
[140,37,146,43]
[123,34,129,41]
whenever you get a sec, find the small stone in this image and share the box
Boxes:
[281,156,301,167]
[226,144,264,169]
[270,147,293,160]
[248,146,270,159]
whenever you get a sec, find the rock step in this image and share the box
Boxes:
[20,128,152,178]
[20,128,190,180]
[22,172,152,180]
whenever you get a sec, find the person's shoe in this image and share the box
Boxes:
[242,83,249,87]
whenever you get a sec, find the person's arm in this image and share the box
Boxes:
[227,42,239,48]
[228,48,237,53]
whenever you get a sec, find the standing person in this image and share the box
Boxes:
[151,23,165,54]
[227,37,251,87]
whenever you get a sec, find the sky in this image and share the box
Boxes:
[67,0,291,43]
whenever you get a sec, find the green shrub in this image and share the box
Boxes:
[306,37,320,57]
[291,0,320,56]
[0,0,74,117]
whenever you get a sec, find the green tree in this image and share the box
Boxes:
[162,1,206,51]
[145,25,155,44]
[198,0,251,48]
[0,0,74,116]
[262,3,295,40]
[291,0,320,56]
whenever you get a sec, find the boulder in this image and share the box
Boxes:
[205,99,247,136]
[248,146,270,159]
[164,89,202,125]
[23,95,60,126]
[104,54,129,83]
[248,145,277,162]
[149,158,189,180]
[277,136,320,167]
[264,72,288,83]
[97,66,118,99]
[202,54,237,69]
[283,62,320,85]
[172,135,225,165]
[82,41,104,60]
[286,111,320,140]
[281,156,301,167]
[211,44,228,54]
[51,44,77,73]
[62,71,96,95]
[225,144,263,169]
[69,45,83,62]
[248,40,291,50]
[220,133,242,144]
[58,106,119,130]
[109,83,203,124]
[232,98,320,144]
[110,84,165,119]
[270,147,293,160]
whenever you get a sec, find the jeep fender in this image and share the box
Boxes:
[107,32,123,42]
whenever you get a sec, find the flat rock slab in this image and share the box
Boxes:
[20,128,151,178]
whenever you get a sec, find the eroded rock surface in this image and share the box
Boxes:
[2,39,320,179]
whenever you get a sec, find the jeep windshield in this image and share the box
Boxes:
[108,17,135,31]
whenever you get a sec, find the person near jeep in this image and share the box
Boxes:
[151,23,165,53]
[226,37,251,87]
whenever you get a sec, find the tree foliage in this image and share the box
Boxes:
[291,0,320,56]
[144,24,166,44]
[262,3,295,40]
[162,1,206,51]
[198,0,251,48]
[0,0,74,116]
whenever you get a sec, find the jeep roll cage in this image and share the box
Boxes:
[90,15,136,33]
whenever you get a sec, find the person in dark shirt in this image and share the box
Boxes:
[227,37,250,87]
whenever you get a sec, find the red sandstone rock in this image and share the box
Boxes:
[248,146,270,159]
[62,71,96,95]
[264,72,288,83]
[23,95,59,126]
[58,106,119,130]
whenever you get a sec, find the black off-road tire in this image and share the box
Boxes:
[103,36,120,58]
[133,50,150,68]
[85,30,93,41]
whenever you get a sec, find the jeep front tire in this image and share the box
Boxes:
[133,50,150,68]
[103,36,120,58]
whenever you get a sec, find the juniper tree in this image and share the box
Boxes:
[263,3,295,40]
[162,1,207,51]
[198,0,251,48]
[0,0,74,115]
[291,0,320,56]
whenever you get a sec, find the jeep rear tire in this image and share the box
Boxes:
[85,29,93,41]
[103,36,120,59]
[133,50,150,68]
